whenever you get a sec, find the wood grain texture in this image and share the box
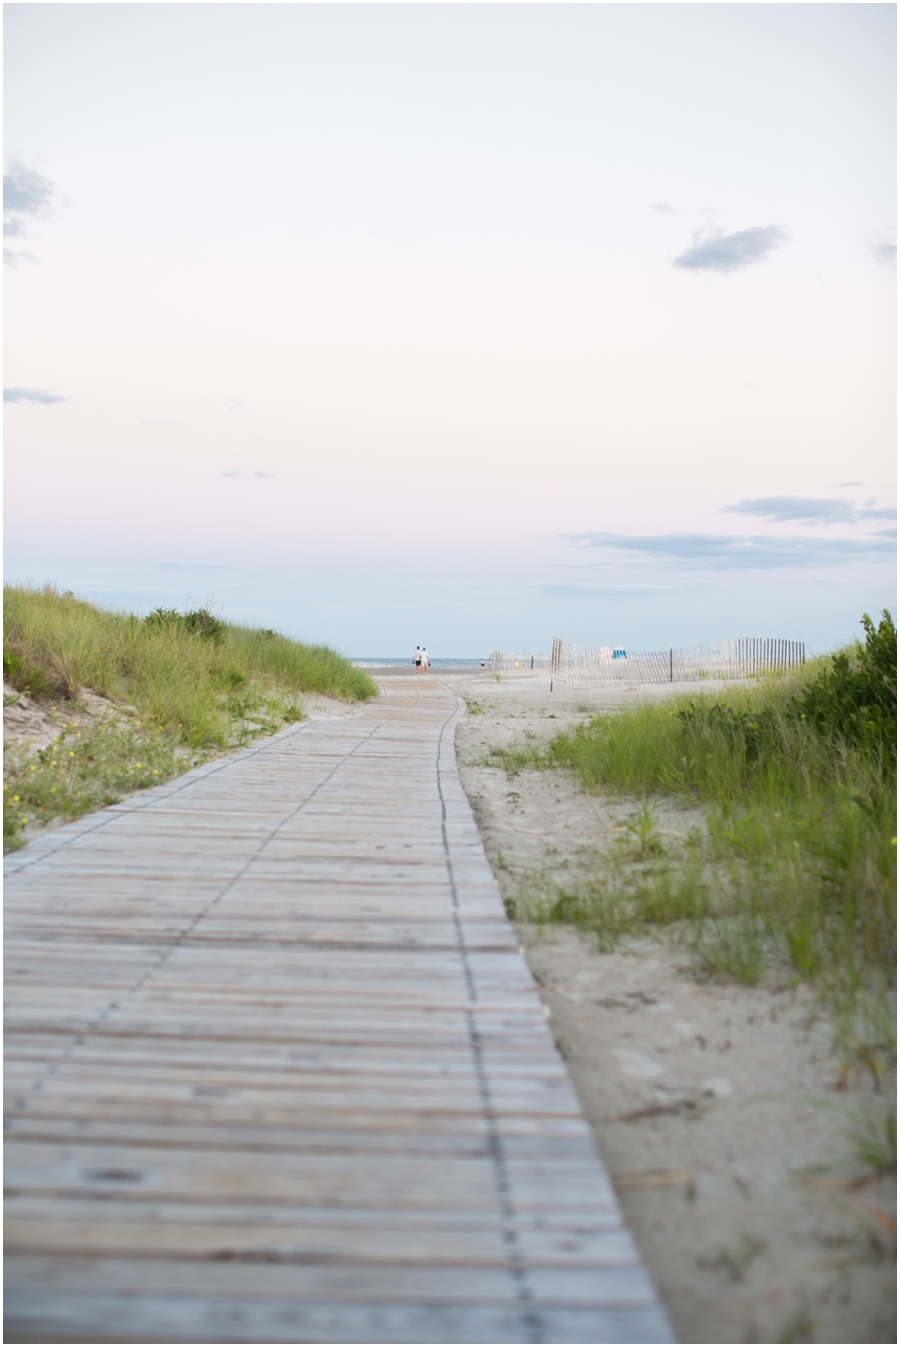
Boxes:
[4,679,674,1344]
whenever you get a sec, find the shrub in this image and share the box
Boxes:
[144,606,227,644]
[792,610,896,763]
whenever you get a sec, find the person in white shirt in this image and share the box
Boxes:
[420,647,430,674]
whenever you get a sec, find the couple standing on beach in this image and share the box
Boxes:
[413,646,430,674]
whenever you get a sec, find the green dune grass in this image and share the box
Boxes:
[3,584,376,849]
[485,612,897,1076]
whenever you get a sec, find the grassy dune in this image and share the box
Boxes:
[3,585,376,848]
[486,612,897,1077]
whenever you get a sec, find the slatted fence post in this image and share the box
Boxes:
[550,637,561,692]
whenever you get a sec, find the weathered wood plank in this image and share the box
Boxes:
[6,1293,673,1346]
[5,1206,635,1264]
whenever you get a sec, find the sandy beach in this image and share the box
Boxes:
[445,667,896,1345]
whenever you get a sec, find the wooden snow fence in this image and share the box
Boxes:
[489,652,553,672]
[549,638,805,689]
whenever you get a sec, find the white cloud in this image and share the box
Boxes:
[674,224,787,273]
[570,531,896,570]
[3,158,57,265]
[723,496,895,526]
[4,387,67,404]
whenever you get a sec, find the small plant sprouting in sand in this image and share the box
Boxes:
[621,803,666,859]
[478,739,544,776]
[846,1106,897,1176]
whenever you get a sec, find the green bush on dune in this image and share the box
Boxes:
[3,584,376,848]
[487,612,897,1075]
[794,610,896,761]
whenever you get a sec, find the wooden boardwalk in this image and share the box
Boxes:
[4,679,673,1344]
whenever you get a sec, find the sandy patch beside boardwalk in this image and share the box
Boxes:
[3,680,126,755]
[447,668,895,1346]
[2,682,364,757]
[2,682,365,849]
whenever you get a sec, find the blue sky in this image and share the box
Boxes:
[5,4,896,656]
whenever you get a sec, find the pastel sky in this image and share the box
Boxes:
[5,4,896,657]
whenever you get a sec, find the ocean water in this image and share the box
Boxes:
[352,657,486,668]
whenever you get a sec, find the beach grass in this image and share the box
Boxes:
[3,584,376,848]
[485,612,897,1075]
